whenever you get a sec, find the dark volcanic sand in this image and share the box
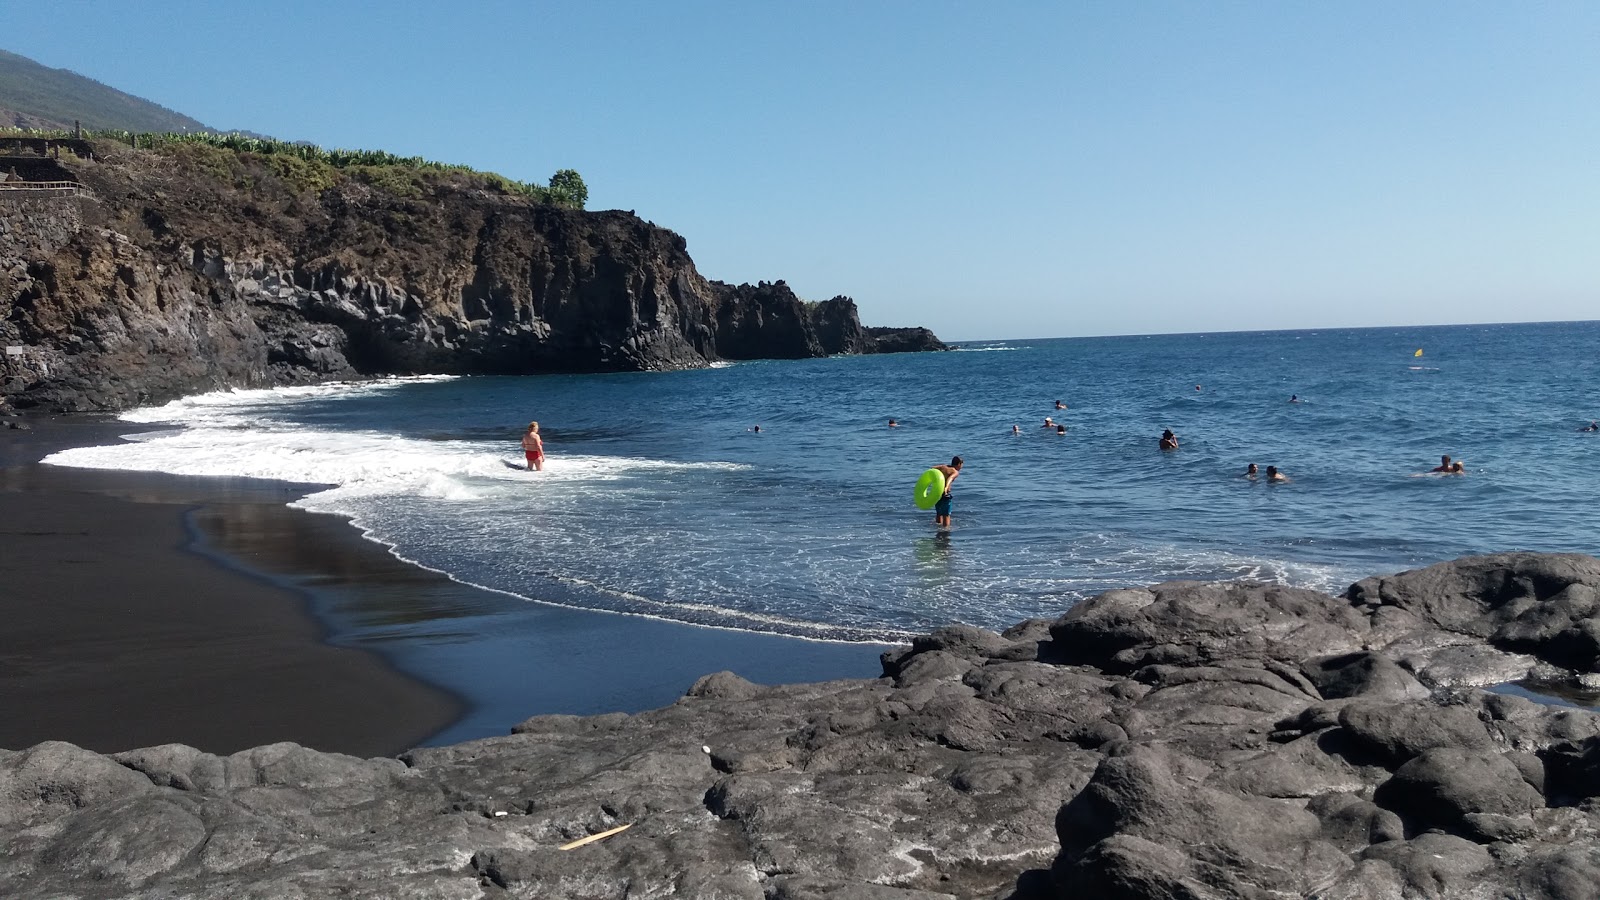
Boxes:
[0,417,461,757]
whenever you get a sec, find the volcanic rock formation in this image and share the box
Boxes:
[4,553,1600,898]
[0,140,943,411]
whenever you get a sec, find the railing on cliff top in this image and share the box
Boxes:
[0,181,94,199]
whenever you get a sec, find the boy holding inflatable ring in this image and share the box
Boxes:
[932,456,963,527]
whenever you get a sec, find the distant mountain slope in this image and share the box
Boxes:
[0,48,213,132]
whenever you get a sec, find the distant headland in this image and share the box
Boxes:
[0,129,944,411]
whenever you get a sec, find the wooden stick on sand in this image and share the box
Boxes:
[558,823,632,850]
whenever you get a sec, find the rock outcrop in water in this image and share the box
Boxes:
[4,552,1600,898]
[0,141,944,411]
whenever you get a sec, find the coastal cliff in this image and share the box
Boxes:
[0,140,944,411]
[3,552,1600,899]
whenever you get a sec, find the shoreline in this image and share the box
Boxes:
[0,415,462,756]
[0,413,886,756]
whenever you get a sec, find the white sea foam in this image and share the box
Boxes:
[535,572,912,642]
[47,427,744,496]
[1068,533,1350,596]
[118,376,461,426]
[44,395,807,635]
[44,379,751,523]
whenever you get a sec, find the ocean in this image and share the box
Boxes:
[45,319,1600,645]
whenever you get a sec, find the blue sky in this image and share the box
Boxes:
[8,2,1597,341]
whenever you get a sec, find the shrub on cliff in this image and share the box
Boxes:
[546,168,587,210]
[350,164,427,200]
[2,127,585,208]
[264,153,339,194]
[166,140,244,183]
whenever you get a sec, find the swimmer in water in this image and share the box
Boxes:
[1160,429,1179,450]
[1043,417,1054,429]
[1245,463,1259,479]
[1054,399,1066,410]
[520,421,545,472]
[1431,454,1453,473]
[1581,421,1599,433]
[1011,424,1021,435]
[1289,394,1302,403]
[1056,424,1066,435]
[1447,461,1466,475]
[888,418,898,427]
[749,425,761,433]
[1266,465,1290,483]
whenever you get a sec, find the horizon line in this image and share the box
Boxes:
[948,316,1599,345]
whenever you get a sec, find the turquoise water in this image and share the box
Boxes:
[49,320,1600,643]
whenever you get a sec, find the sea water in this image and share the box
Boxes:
[44,320,1600,643]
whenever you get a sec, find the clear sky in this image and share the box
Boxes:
[6,2,1597,341]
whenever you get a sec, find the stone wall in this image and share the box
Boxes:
[0,194,82,396]
[0,154,83,185]
[0,191,83,256]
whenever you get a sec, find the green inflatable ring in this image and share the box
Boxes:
[913,468,946,510]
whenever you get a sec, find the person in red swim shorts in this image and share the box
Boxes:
[520,421,545,472]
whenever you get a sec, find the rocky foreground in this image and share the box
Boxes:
[4,552,1600,899]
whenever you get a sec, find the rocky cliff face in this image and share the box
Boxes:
[0,142,944,411]
[710,281,872,359]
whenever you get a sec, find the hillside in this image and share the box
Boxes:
[0,48,212,133]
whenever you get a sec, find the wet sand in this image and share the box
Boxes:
[0,416,462,756]
[0,415,886,756]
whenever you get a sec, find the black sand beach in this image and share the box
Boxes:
[0,417,461,756]
[0,416,884,757]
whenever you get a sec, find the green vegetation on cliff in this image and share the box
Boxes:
[0,48,586,208]
[3,126,589,209]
